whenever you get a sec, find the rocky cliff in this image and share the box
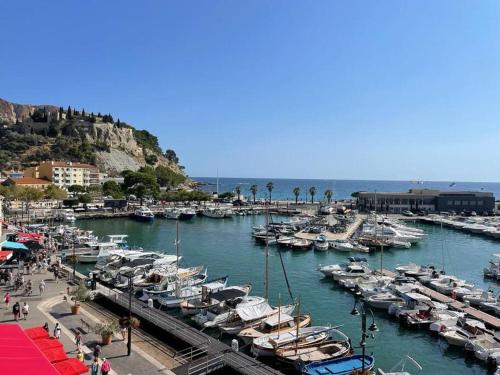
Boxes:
[0,98,186,178]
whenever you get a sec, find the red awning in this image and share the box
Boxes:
[25,326,50,340]
[34,337,64,350]
[0,324,59,374]
[18,232,43,239]
[53,358,89,375]
[0,250,13,261]
[42,346,68,364]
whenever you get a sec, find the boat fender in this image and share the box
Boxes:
[439,325,446,333]
[231,339,239,352]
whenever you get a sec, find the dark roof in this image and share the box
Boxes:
[209,288,247,301]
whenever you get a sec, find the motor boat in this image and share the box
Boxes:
[395,264,434,279]
[298,354,373,375]
[179,208,196,220]
[276,236,296,247]
[429,276,474,295]
[202,208,226,218]
[481,301,500,316]
[180,284,251,315]
[466,332,500,362]
[376,355,422,375]
[463,291,497,307]
[156,276,227,308]
[439,318,489,347]
[314,235,329,251]
[251,326,330,357]
[484,254,500,280]
[366,292,404,310]
[350,241,370,253]
[238,313,311,344]
[332,264,371,282]
[290,238,313,250]
[407,308,464,330]
[387,292,435,319]
[134,206,155,222]
[164,208,180,220]
[330,240,354,252]
[318,264,343,277]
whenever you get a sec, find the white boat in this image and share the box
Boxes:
[318,264,343,277]
[251,326,330,357]
[407,309,464,329]
[439,318,488,347]
[332,264,371,282]
[388,292,434,318]
[157,276,227,308]
[467,332,500,362]
[350,241,370,253]
[330,240,354,252]
[366,292,404,310]
[62,209,76,222]
[463,291,497,307]
[134,206,155,221]
[180,284,251,315]
[481,301,500,316]
[164,208,180,220]
[238,313,311,344]
[314,235,329,251]
[179,208,196,220]
[429,276,474,295]
[484,254,500,280]
[290,238,312,250]
[75,242,120,263]
[376,355,422,375]
[202,208,226,218]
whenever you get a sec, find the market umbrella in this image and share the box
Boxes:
[53,358,89,375]
[40,346,68,364]
[33,337,64,350]
[25,326,50,340]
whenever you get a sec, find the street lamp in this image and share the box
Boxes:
[350,299,378,372]
[127,273,133,356]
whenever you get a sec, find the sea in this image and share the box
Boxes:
[75,178,500,375]
[193,177,500,201]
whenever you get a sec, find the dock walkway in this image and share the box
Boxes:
[95,282,282,375]
[380,269,500,329]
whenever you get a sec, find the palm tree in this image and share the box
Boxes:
[250,184,258,204]
[266,182,274,203]
[235,186,241,201]
[324,189,333,204]
[293,187,300,204]
[309,186,316,203]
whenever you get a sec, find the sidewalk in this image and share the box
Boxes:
[0,265,174,374]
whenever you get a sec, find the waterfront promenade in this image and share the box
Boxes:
[0,262,176,374]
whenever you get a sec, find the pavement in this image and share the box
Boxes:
[0,264,175,374]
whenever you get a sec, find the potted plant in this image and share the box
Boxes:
[94,320,119,345]
[70,280,89,315]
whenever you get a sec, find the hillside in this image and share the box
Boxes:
[0,98,187,180]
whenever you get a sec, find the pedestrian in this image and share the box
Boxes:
[76,350,84,363]
[93,344,101,359]
[39,280,45,295]
[12,301,20,321]
[4,291,11,309]
[91,358,99,375]
[22,302,29,320]
[101,358,110,375]
[54,322,61,339]
[43,322,49,332]
[75,332,82,350]
[54,268,59,283]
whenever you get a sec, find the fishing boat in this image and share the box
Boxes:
[376,355,422,375]
[251,326,331,357]
[238,313,311,344]
[297,354,372,375]
[134,206,155,222]
[180,284,251,315]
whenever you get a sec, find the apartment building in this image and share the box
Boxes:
[25,161,100,189]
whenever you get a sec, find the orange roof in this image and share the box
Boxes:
[12,177,51,185]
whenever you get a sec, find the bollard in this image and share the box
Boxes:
[147,298,154,308]
[231,339,239,352]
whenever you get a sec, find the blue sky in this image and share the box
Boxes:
[1,1,500,181]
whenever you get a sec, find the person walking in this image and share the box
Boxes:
[43,322,49,332]
[22,302,29,320]
[76,350,84,363]
[91,358,99,375]
[93,344,101,360]
[39,280,45,296]
[101,358,110,375]
[12,301,20,321]
[75,332,82,350]
[54,322,61,339]
[4,291,11,309]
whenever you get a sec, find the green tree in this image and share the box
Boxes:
[324,189,333,204]
[81,108,86,117]
[250,184,258,204]
[86,185,102,198]
[309,186,316,203]
[164,149,179,164]
[44,185,68,200]
[66,106,72,119]
[68,185,86,194]
[16,187,44,218]
[218,191,235,200]
[266,182,274,203]
[145,154,158,165]
[123,170,160,203]
[78,194,92,204]
[102,181,124,199]
[235,186,241,201]
[155,165,186,188]
[293,187,300,204]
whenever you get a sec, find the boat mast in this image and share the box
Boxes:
[441,220,445,273]
[264,205,269,300]
[176,220,180,270]
[380,217,384,274]
[277,293,281,339]
[295,296,301,354]
[216,169,219,196]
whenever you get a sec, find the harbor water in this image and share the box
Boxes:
[76,215,500,374]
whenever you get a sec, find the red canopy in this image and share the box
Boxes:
[34,337,64,350]
[0,250,13,261]
[25,326,50,340]
[41,346,68,364]
[53,358,89,375]
[0,324,59,374]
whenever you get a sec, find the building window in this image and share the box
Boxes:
[478,201,483,206]
[447,200,453,205]
[462,201,468,206]
[470,201,476,206]
[454,201,460,205]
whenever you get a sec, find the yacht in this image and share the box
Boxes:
[314,235,329,251]
[484,254,500,280]
[179,207,196,220]
[202,207,226,218]
[330,239,354,252]
[332,264,371,282]
[156,276,227,308]
[134,206,155,222]
[429,276,474,295]
[164,208,180,220]
[463,291,497,307]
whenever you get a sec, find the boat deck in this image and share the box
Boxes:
[380,269,500,329]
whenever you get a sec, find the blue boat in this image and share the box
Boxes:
[134,206,155,222]
[300,354,375,375]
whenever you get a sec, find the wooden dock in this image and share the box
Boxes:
[94,282,282,375]
[380,269,500,329]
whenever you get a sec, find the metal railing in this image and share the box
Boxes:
[187,353,225,375]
